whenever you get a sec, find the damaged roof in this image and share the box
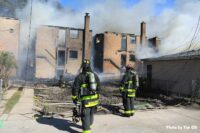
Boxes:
[104,31,135,36]
[142,48,200,61]
[44,25,92,32]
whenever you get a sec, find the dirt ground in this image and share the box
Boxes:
[0,87,200,133]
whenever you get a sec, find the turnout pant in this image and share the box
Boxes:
[81,106,95,132]
[122,95,135,116]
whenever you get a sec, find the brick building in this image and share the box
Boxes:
[94,32,140,74]
[0,17,20,76]
[35,13,92,79]
[94,22,160,74]
[0,17,20,61]
[148,37,161,52]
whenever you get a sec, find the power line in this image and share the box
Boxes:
[185,16,200,52]
[158,23,197,56]
[25,0,33,83]
[189,20,200,50]
[145,17,200,89]
[159,16,200,56]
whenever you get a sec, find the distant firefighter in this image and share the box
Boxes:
[72,59,101,133]
[120,64,139,117]
[58,75,66,88]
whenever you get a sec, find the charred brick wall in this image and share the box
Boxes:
[0,17,20,61]
[35,26,57,78]
[94,32,140,74]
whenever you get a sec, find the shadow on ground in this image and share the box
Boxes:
[35,115,81,133]
[100,104,122,116]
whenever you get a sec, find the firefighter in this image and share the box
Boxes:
[58,75,66,88]
[120,64,139,117]
[72,59,101,133]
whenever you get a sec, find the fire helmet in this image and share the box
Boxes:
[82,59,91,72]
[126,64,134,70]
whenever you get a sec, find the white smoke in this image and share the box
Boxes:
[15,0,200,75]
[135,44,160,59]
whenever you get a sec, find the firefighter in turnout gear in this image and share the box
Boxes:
[72,59,101,133]
[120,64,139,117]
[58,75,66,88]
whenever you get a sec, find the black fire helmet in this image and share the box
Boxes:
[82,59,91,72]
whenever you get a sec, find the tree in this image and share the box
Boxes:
[0,52,17,87]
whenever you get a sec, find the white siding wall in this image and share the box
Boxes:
[143,59,200,96]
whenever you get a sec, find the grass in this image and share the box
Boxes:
[0,120,4,128]
[3,88,23,113]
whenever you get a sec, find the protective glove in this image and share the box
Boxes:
[119,86,123,93]
[73,100,77,105]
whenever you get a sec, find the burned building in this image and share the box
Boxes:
[94,32,140,74]
[94,22,159,74]
[35,13,92,79]
[148,37,161,52]
[0,17,20,61]
[0,17,20,76]
[141,49,200,96]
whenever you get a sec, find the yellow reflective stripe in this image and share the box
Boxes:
[121,89,136,92]
[82,130,91,133]
[127,89,136,92]
[124,110,132,114]
[81,94,99,101]
[128,81,133,84]
[85,100,99,107]
[131,110,136,113]
[119,87,124,91]
[128,94,136,97]
[124,110,135,114]
[81,84,88,88]
[71,95,77,100]
[81,83,97,88]
[125,81,133,84]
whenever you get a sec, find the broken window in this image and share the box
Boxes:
[70,30,79,38]
[57,50,65,66]
[130,36,136,44]
[121,36,127,50]
[129,54,136,61]
[121,54,126,67]
[69,50,78,59]
[58,30,66,46]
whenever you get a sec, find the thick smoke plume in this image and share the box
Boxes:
[15,0,200,74]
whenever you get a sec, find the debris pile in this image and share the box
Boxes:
[34,85,73,114]
[100,85,121,105]
[33,82,192,116]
